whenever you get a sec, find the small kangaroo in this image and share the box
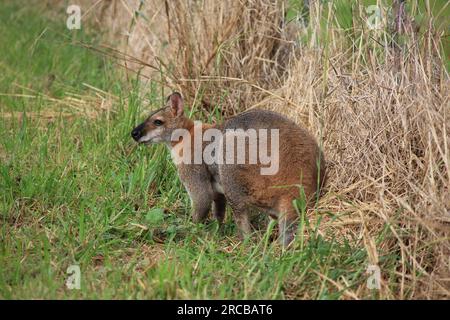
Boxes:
[131,92,326,246]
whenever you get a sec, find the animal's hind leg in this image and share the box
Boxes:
[218,161,253,239]
[228,201,252,239]
[276,197,298,248]
[234,211,252,239]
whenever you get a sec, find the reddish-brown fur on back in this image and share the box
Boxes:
[217,109,325,245]
[221,109,325,207]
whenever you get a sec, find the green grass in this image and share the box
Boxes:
[287,0,450,70]
[0,1,407,299]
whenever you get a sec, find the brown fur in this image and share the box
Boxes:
[131,92,326,246]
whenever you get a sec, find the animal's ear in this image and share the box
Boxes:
[167,92,183,117]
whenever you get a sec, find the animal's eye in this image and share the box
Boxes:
[153,119,164,126]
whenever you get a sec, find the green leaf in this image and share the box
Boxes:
[145,208,165,225]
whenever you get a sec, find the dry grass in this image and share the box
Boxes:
[0,82,117,121]
[44,0,449,299]
[50,0,299,113]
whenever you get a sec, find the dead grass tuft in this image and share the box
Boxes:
[0,83,118,122]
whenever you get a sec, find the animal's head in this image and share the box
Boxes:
[131,92,187,144]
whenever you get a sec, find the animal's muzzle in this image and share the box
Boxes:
[131,123,145,142]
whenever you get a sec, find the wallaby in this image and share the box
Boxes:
[131,92,326,246]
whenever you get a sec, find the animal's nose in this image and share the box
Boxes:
[131,127,143,141]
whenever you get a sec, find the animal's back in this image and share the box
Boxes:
[218,109,325,213]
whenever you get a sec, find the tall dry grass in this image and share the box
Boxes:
[50,0,449,298]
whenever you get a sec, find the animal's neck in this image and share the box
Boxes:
[181,117,195,131]
[168,118,197,149]
[167,120,218,165]
[169,120,218,147]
